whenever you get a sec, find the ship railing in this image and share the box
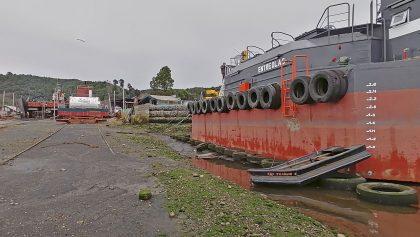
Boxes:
[376,0,382,22]
[316,3,351,29]
[246,46,266,58]
[230,55,242,66]
[271,32,295,48]
[316,3,351,37]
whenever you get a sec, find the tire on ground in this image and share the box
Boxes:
[208,97,218,113]
[260,83,281,109]
[200,100,211,114]
[223,148,235,157]
[309,71,340,103]
[236,91,250,110]
[207,144,217,151]
[232,151,248,161]
[356,182,418,206]
[290,76,313,105]
[247,86,263,109]
[320,173,366,191]
[216,96,229,113]
[226,92,239,110]
[215,145,225,154]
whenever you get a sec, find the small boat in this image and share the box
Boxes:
[248,145,371,185]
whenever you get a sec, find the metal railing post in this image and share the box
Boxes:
[352,4,355,41]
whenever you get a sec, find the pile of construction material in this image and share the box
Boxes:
[148,105,191,123]
[130,104,191,124]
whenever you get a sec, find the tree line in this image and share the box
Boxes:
[0,66,219,103]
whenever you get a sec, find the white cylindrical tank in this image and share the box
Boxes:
[69,96,100,108]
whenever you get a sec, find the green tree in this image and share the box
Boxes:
[150,66,174,91]
[176,89,192,100]
[119,79,125,88]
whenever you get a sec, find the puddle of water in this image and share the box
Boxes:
[163,135,420,237]
[192,158,420,237]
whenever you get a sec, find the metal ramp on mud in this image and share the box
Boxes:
[248,145,371,185]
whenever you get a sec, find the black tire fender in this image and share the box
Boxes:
[236,91,250,110]
[226,92,238,110]
[290,76,312,105]
[260,83,281,109]
[194,101,201,114]
[209,97,218,113]
[200,100,211,114]
[329,69,348,102]
[187,102,194,114]
[309,71,339,103]
[356,182,418,206]
[247,86,263,109]
[216,96,229,113]
[320,173,366,191]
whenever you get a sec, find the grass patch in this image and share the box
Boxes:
[129,135,183,160]
[157,168,334,237]
[121,123,191,138]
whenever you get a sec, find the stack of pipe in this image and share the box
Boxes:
[148,105,191,123]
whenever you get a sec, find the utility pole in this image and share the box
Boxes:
[12,93,14,108]
[2,91,5,111]
[53,88,56,121]
[122,87,125,110]
[108,93,112,113]
[113,91,116,113]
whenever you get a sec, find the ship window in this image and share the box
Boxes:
[390,10,409,27]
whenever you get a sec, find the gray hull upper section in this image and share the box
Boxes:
[223,0,420,94]
[224,32,383,93]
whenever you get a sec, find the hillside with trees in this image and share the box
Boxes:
[0,72,124,103]
[0,72,219,104]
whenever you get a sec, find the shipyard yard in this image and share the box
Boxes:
[0,120,418,237]
[2,0,420,236]
[0,120,334,237]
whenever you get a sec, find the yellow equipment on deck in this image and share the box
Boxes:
[200,89,219,100]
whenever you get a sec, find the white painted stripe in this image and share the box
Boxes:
[389,18,420,39]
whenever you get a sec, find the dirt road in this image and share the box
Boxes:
[0,122,177,236]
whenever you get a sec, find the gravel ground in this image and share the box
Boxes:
[0,122,178,237]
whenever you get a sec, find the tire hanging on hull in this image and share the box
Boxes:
[200,100,211,114]
[308,70,347,103]
[290,76,313,105]
[236,91,250,110]
[209,97,218,113]
[226,92,238,110]
[247,86,263,109]
[260,83,281,109]
[216,96,229,113]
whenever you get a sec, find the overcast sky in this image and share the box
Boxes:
[0,0,372,89]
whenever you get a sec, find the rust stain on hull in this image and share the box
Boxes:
[192,90,420,183]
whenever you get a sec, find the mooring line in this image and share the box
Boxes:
[0,124,68,165]
[97,126,115,155]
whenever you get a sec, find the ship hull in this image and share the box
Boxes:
[192,61,420,183]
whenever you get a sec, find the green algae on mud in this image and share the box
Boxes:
[117,124,336,236]
[120,123,191,138]
[157,168,335,237]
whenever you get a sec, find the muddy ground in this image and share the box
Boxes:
[0,121,177,237]
[0,120,337,237]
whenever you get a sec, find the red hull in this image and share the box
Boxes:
[57,111,108,118]
[192,89,420,183]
